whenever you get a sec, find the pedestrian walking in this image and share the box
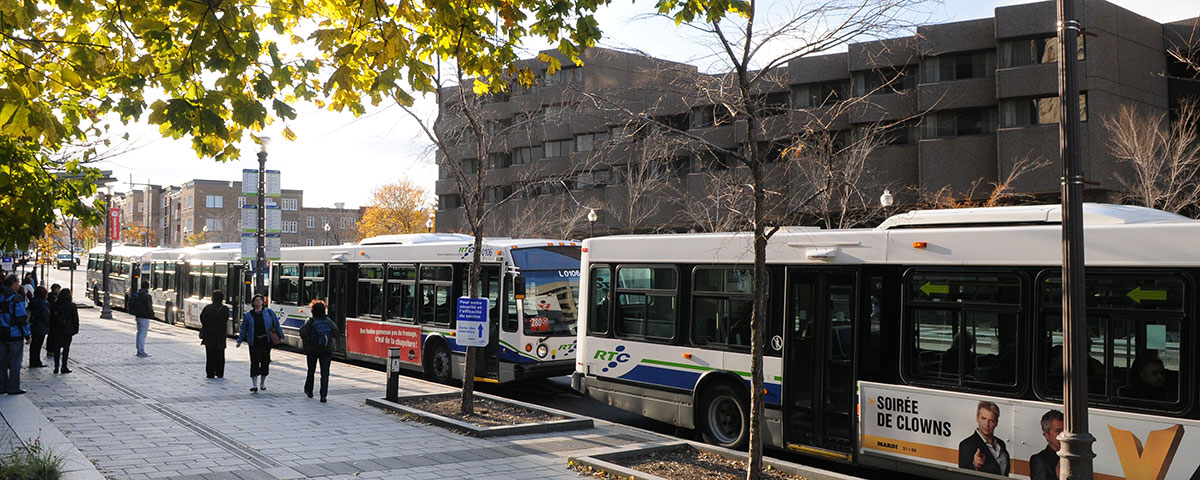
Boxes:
[1,274,31,394]
[299,300,340,402]
[27,286,50,368]
[48,289,79,374]
[20,277,34,301]
[130,281,155,357]
[199,290,229,379]
[47,284,60,305]
[236,294,282,393]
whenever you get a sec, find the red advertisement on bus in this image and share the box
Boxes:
[345,319,422,367]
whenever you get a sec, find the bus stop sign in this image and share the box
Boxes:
[456,297,489,347]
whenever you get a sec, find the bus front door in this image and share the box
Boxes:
[783,269,857,460]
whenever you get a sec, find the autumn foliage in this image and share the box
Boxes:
[356,180,430,240]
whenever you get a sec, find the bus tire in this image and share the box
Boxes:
[425,342,454,384]
[699,382,749,450]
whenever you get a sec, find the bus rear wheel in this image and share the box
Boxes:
[699,383,749,450]
[425,342,453,384]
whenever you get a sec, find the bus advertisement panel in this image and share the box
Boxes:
[859,381,1198,479]
[345,318,422,367]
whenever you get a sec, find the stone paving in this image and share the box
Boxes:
[12,305,668,479]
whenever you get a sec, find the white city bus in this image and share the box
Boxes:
[86,245,159,311]
[573,204,1200,480]
[146,244,252,334]
[269,233,582,383]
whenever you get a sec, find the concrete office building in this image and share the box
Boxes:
[433,0,1199,235]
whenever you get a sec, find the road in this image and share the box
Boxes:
[38,265,922,480]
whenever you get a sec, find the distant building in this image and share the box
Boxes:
[113,179,361,248]
[434,0,1200,235]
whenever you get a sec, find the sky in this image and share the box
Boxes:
[94,0,1197,210]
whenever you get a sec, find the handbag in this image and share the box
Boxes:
[268,329,282,345]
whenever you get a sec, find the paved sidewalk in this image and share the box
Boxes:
[3,306,669,479]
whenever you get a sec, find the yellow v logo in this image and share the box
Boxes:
[1108,424,1185,480]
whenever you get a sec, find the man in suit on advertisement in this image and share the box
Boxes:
[958,400,1010,476]
[1029,409,1064,480]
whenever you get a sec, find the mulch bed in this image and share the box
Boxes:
[398,394,564,427]
[574,445,808,480]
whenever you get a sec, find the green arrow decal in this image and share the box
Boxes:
[920,282,949,296]
[1127,287,1167,304]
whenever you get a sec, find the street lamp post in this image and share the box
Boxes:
[879,189,894,208]
[100,189,114,319]
[587,208,597,238]
[256,138,270,296]
[426,216,433,233]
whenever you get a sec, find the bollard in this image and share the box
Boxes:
[386,347,402,401]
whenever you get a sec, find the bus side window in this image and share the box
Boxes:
[503,275,518,332]
[588,266,611,336]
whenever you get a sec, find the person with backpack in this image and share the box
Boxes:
[199,290,229,379]
[48,289,79,374]
[130,281,155,357]
[298,300,340,402]
[1,274,31,394]
[27,286,50,368]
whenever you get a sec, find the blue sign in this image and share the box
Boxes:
[455,297,489,347]
[0,257,11,271]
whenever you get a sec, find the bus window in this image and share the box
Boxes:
[503,275,518,332]
[357,265,383,318]
[905,271,1021,389]
[692,267,754,348]
[275,264,300,305]
[387,265,415,322]
[1039,273,1185,406]
[588,266,612,336]
[615,266,677,342]
[303,264,325,304]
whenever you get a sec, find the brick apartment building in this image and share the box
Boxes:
[114,179,362,248]
[433,0,1200,235]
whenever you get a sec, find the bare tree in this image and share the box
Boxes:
[1104,100,1200,216]
[790,122,893,229]
[1166,17,1200,80]
[916,155,1053,209]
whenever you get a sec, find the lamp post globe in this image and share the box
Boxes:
[587,208,597,238]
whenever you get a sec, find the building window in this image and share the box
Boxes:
[922,50,996,83]
[439,194,462,209]
[999,35,1085,68]
[282,198,298,210]
[576,133,599,153]
[1000,93,1088,127]
[306,216,315,229]
[921,107,998,138]
[544,67,583,85]
[238,197,246,208]
[341,217,352,229]
[853,65,916,96]
[305,239,314,246]
[690,105,733,129]
[205,195,223,208]
[204,218,223,232]
[543,104,572,122]
[487,152,511,170]
[792,81,849,109]
[282,221,298,233]
[513,146,542,165]
[137,202,145,212]
[543,139,573,158]
[186,196,193,209]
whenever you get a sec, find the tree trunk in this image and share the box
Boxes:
[747,155,766,480]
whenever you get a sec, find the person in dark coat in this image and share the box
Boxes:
[48,289,80,374]
[47,284,60,305]
[299,300,341,402]
[27,286,50,368]
[1028,410,1063,480]
[957,400,1009,476]
[199,290,229,379]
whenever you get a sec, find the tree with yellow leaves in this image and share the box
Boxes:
[356,180,430,240]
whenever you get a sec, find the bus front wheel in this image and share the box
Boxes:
[699,382,749,450]
[425,342,453,384]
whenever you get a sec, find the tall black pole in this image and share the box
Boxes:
[1057,0,1094,478]
[256,149,267,296]
[100,192,113,319]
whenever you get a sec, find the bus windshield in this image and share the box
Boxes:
[520,269,581,336]
[510,246,580,271]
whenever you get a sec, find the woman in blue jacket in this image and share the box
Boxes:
[237,294,283,393]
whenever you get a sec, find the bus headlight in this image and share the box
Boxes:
[536,344,549,359]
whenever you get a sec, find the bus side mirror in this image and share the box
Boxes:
[514,274,526,300]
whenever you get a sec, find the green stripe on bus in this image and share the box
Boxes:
[498,339,540,361]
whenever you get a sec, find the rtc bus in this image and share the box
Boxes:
[86,245,159,311]
[145,244,252,335]
[269,233,582,383]
[573,204,1200,480]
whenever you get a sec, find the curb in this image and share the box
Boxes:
[367,391,594,437]
[568,440,861,480]
[0,395,106,480]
